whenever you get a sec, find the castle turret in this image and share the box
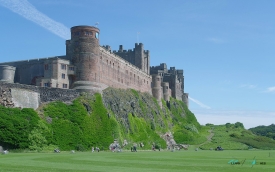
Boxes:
[161,82,170,102]
[152,74,162,108]
[134,43,150,74]
[182,93,189,107]
[66,25,106,92]
[0,65,16,83]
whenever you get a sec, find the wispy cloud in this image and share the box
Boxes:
[240,84,257,89]
[189,96,211,109]
[35,0,86,8]
[207,37,226,44]
[191,109,275,129]
[0,0,70,39]
[265,86,275,93]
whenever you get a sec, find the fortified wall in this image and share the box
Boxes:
[112,43,150,75]
[65,26,151,94]
[0,81,79,109]
[151,63,189,107]
[0,25,189,108]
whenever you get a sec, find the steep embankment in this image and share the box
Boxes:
[0,87,204,151]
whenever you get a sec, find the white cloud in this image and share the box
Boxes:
[207,37,225,44]
[266,86,275,93]
[35,0,86,8]
[0,0,70,39]
[191,109,275,129]
[189,96,211,109]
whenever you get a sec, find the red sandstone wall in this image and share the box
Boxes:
[98,47,151,93]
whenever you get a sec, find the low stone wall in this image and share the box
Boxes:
[0,81,80,109]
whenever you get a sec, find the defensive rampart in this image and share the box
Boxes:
[0,81,79,109]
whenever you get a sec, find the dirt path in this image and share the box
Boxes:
[198,129,214,147]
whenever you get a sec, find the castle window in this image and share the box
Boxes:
[74,32,80,36]
[62,73,66,79]
[44,83,49,87]
[95,32,99,39]
[44,64,49,70]
[63,84,68,88]
[69,66,74,71]
[61,64,66,70]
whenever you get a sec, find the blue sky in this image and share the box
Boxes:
[0,0,274,128]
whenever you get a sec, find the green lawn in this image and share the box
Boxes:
[1,150,275,172]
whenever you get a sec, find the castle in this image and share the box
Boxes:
[0,25,188,107]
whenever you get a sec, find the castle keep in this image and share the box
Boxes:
[0,25,188,107]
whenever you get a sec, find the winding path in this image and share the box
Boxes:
[198,129,214,147]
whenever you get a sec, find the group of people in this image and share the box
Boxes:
[91,147,100,152]
[131,143,137,152]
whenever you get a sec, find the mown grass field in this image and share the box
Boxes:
[1,150,275,172]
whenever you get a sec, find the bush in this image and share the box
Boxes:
[0,106,40,149]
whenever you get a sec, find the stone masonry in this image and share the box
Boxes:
[0,25,189,108]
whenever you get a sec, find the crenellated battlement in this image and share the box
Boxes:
[0,25,189,108]
[150,63,187,103]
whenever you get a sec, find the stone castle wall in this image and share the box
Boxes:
[113,43,150,75]
[0,81,79,109]
[66,25,152,94]
[0,56,68,85]
[99,47,152,93]
[0,25,188,107]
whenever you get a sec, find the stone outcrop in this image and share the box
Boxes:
[102,88,163,130]
[0,87,14,108]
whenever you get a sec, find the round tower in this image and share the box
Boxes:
[182,93,189,107]
[161,82,170,102]
[69,25,100,82]
[0,65,16,83]
[152,74,162,108]
[66,25,104,92]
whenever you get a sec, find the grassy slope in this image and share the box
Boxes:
[199,125,248,150]
[200,124,275,150]
[1,150,275,172]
